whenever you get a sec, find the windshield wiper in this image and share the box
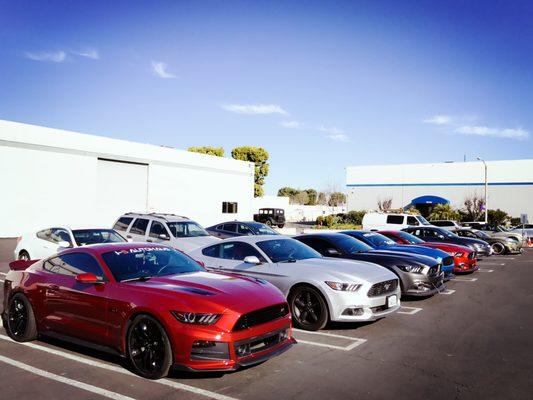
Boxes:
[121,275,152,282]
[280,258,297,263]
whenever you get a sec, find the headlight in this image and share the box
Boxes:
[325,281,361,291]
[454,252,464,257]
[397,265,425,274]
[171,311,222,325]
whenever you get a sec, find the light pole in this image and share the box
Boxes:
[476,157,488,224]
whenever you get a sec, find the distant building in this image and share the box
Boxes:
[346,160,533,219]
[0,119,254,237]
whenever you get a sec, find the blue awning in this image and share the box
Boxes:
[410,195,450,205]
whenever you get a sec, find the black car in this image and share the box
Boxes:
[402,226,492,257]
[206,221,279,239]
[294,233,445,297]
[253,208,285,228]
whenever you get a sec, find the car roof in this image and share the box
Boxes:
[121,212,190,222]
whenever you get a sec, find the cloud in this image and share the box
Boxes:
[280,120,301,128]
[72,48,99,59]
[423,115,453,125]
[326,133,350,142]
[24,50,66,63]
[151,61,177,79]
[317,125,351,142]
[455,125,529,140]
[221,104,288,115]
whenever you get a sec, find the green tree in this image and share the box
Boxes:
[428,204,461,221]
[463,195,485,221]
[278,187,299,198]
[328,192,346,206]
[488,209,509,226]
[317,192,327,205]
[231,146,269,197]
[305,189,318,205]
[293,191,309,205]
[187,146,224,157]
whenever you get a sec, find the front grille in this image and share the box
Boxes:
[367,279,398,297]
[233,303,289,331]
[428,264,441,277]
[234,328,289,358]
[468,251,476,259]
[442,256,454,266]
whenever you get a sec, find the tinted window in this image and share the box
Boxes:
[386,215,404,224]
[37,228,67,243]
[249,223,279,235]
[222,223,237,233]
[406,216,419,226]
[296,237,331,254]
[72,229,125,246]
[149,221,169,239]
[114,217,133,232]
[44,253,104,279]
[391,231,424,244]
[130,218,149,235]
[167,221,209,237]
[256,238,321,263]
[102,247,203,281]
[220,242,265,261]
[202,244,221,257]
[237,224,253,235]
[359,232,396,247]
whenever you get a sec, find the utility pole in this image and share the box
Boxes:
[476,157,488,224]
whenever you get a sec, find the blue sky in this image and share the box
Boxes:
[1,0,532,195]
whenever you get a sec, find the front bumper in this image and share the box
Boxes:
[474,245,492,257]
[403,272,445,297]
[454,255,478,274]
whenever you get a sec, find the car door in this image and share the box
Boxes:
[126,218,150,242]
[42,253,109,345]
[146,220,172,244]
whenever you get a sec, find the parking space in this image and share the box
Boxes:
[1,238,532,400]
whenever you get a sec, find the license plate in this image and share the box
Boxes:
[387,295,397,308]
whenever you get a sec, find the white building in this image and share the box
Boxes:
[0,119,255,237]
[252,195,346,222]
[346,160,533,219]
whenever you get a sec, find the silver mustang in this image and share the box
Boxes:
[190,235,401,331]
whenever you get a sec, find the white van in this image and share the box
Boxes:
[362,212,432,231]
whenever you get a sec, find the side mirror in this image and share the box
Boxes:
[159,233,170,240]
[244,256,261,264]
[75,272,103,284]
[326,248,340,256]
[58,241,72,248]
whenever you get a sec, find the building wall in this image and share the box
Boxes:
[0,119,254,237]
[346,160,533,218]
[252,196,347,222]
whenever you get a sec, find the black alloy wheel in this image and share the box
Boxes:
[492,242,506,255]
[289,286,328,331]
[6,293,38,342]
[18,251,30,261]
[127,315,172,379]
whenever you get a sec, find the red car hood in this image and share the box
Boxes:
[419,242,472,254]
[121,271,284,314]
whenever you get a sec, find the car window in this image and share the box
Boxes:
[130,218,149,235]
[220,242,266,261]
[113,217,133,232]
[360,232,396,247]
[49,228,72,244]
[406,216,419,226]
[37,229,55,243]
[237,224,253,235]
[249,223,278,235]
[202,244,221,257]
[410,229,423,237]
[149,221,169,239]
[102,247,203,281]
[386,215,404,224]
[297,237,331,254]
[222,223,237,233]
[256,238,321,263]
[167,221,209,237]
[72,229,125,245]
[43,253,105,279]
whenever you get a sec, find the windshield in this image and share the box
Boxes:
[394,231,424,244]
[249,223,279,235]
[72,229,126,246]
[333,235,373,253]
[434,228,457,238]
[167,221,209,237]
[476,230,491,239]
[361,232,397,247]
[257,238,321,263]
[102,247,203,281]
[417,216,431,225]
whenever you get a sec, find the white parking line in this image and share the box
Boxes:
[0,334,238,400]
[0,354,136,400]
[292,328,367,351]
[439,289,456,295]
[495,257,515,260]
[478,269,494,273]
[397,306,422,315]
[479,262,505,266]
[454,277,478,282]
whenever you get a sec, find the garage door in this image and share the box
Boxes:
[96,158,148,226]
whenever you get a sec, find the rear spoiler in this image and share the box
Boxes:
[9,259,39,271]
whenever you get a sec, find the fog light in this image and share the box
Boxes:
[236,343,251,357]
[342,307,364,316]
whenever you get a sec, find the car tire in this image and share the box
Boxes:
[266,220,273,227]
[18,250,30,261]
[5,293,38,342]
[492,242,506,255]
[126,314,173,380]
[278,224,285,228]
[289,285,329,331]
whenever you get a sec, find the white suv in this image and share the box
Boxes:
[112,213,220,253]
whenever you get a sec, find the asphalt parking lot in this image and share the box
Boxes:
[1,238,532,400]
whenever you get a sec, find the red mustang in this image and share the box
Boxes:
[379,230,478,274]
[2,243,295,379]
